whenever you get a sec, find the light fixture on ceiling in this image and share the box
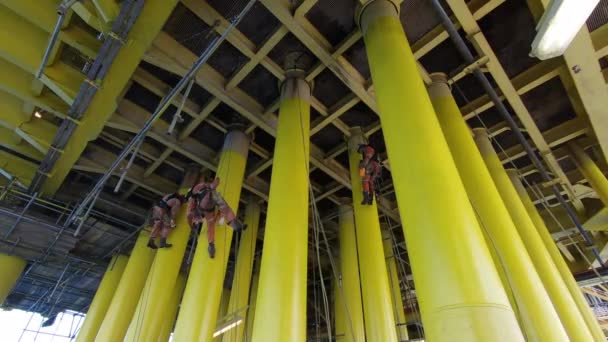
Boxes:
[34,111,42,118]
[212,317,243,338]
[530,0,599,60]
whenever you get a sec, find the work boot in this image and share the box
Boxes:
[367,192,374,205]
[230,219,247,233]
[361,192,370,205]
[159,238,173,248]
[147,239,158,249]
[208,242,216,258]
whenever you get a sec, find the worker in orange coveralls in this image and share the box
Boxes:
[148,192,185,249]
[358,144,381,205]
[186,176,246,258]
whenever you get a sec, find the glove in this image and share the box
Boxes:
[170,220,177,228]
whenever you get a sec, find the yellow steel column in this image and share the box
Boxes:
[569,142,608,206]
[347,128,397,342]
[381,229,409,341]
[125,167,199,342]
[96,231,155,342]
[357,1,523,340]
[473,128,593,341]
[76,255,128,342]
[251,69,310,342]
[244,258,261,342]
[223,201,261,342]
[337,204,365,342]
[156,274,186,342]
[173,130,249,341]
[0,253,25,304]
[428,73,567,341]
[508,169,606,341]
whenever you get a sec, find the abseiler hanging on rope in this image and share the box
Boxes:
[147,192,185,249]
[358,144,381,205]
[186,175,247,258]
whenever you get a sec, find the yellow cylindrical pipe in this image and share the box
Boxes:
[0,253,26,304]
[156,274,186,342]
[96,231,156,342]
[251,74,310,342]
[428,74,567,341]
[358,2,523,340]
[337,204,365,342]
[76,254,128,342]
[381,229,409,341]
[347,128,397,342]
[244,257,261,342]
[569,142,608,206]
[126,167,199,342]
[473,128,593,341]
[222,201,261,342]
[509,169,606,341]
[173,130,249,342]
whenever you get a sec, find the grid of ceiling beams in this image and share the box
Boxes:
[1,0,608,266]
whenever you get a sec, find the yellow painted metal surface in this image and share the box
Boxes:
[347,129,397,342]
[173,131,249,342]
[429,75,567,341]
[156,274,186,342]
[474,128,593,341]
[75,255,128,342]
[0,253,26,304]
[334,275,346,342]
[509,170,606,341]
[0,150,37,186]
[42,0,179,195]
[337,205,365,342]
[222,202,261,342]
[251,78,310,342]
[570,142,608,206]
[127,170,198,342]
[382,230,409,341]
[360,1,523,340]
[244,258,261,342]
[95,231,155,342]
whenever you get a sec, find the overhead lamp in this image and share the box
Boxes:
[212,317,243,338]
[530,0,599,60]
[34,111,42,118]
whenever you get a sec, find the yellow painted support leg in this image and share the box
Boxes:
[337,204,365,342]
[569,142,608,206]
[173,130,249,342]
[358,2,523,340]
[251,74,310,342]
[345,128,397,342]
[96,231,156,341]
[0,253,25,304]
[509,170,607,341]
[76,255,128,342]
[156,274,186,342]
[127,167,199,342]
[244,258,261,342]
[223,201,261,342]
[381,229,409,341]
[428,74,568,341]
[473,128,593,341]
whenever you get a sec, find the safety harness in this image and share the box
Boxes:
[188,186,216,213]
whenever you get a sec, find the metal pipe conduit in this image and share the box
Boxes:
[429,0,604,265]
[29,0,146,194]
